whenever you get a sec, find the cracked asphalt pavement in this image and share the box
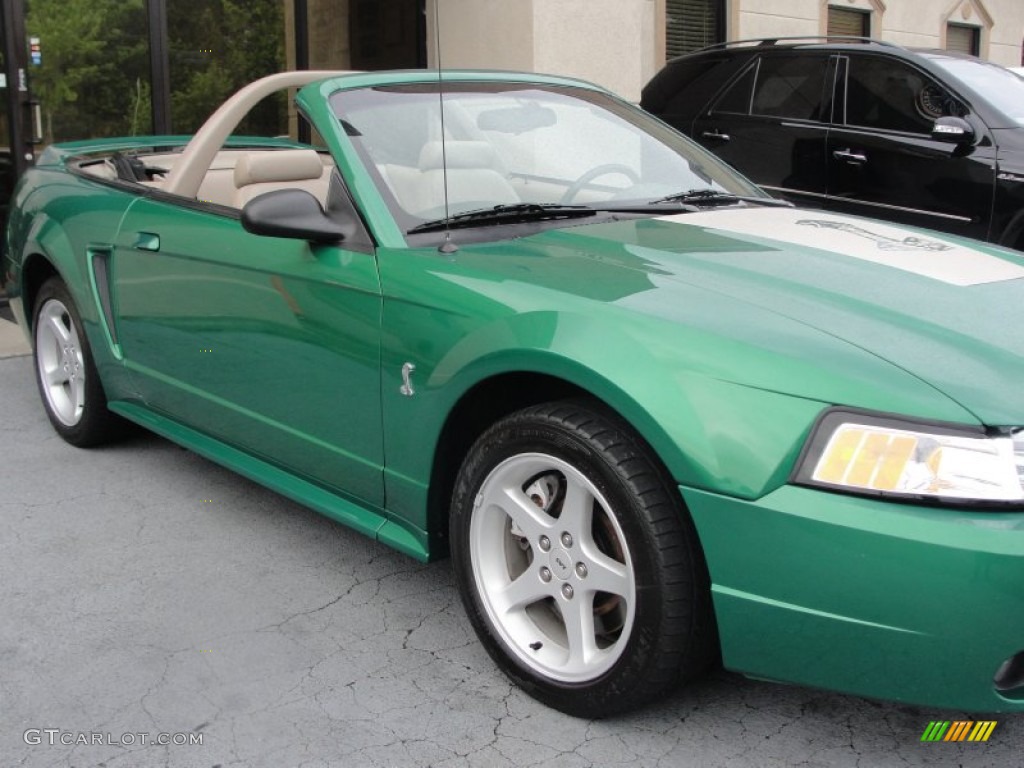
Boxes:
[1,353,1020,767]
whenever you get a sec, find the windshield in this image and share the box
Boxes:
[330,82,765,234]
[927,56,1024,125]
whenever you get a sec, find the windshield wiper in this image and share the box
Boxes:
[408,203,597,234]
[648,189,793,207]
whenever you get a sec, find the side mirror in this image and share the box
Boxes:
[241,189,346,243]
[932,116,975,145]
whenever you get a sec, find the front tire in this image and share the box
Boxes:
[450,401,715,717]
[33,277,123,447]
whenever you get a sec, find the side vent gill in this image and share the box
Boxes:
[88,247,121,355]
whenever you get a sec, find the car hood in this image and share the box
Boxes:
[509,207,1024,426]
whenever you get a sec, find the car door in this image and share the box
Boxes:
[109,187,384,507]
[691,52,834,206]
[825,53,996,240]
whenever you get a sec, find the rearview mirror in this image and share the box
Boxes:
[476,103,557,134]
[241,189,347,243]
[932,116,975,145]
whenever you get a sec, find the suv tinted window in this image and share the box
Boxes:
[844,55,965,133]
[712,64,756,115]
[751,55,827,120]
[927,55,1023,124]
[644,55,736,118]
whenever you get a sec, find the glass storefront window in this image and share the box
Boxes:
[284,0,425,141]
[167,0,286,135]
[26,0,151,143]
[13,1,429,158]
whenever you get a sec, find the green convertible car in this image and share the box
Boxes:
[4,69,1024,718]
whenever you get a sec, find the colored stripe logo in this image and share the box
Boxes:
[921,721,997,742]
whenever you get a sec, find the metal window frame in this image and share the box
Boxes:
[2,0,31,178]
[147,0,170,134]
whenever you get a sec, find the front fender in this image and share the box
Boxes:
[422,310,823,500]
[377,241,977,554]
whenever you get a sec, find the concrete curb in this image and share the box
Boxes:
[0,318,29,358]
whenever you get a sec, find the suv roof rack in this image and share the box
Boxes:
[690,35,902,54]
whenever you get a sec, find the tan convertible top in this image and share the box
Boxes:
[162,70,355,199]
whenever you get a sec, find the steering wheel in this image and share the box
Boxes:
[560,163,641,204]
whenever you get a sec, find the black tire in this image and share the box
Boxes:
[32,277,124,447]
[450,400,716,717]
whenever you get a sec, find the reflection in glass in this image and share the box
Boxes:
[168,0,285,135]
[26,0,151,143]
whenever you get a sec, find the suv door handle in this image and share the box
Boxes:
[701,129,731,142]
[832,149,867,165]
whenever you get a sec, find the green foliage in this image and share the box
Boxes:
[129,77,152,137]
[28,0,149,142]
[27,0,285,143]
[168,0,285,135]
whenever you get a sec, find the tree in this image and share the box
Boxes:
[167,0,284,135]
[27,0,283,143]
[28,0,149,143]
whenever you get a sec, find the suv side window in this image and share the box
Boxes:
[712,64,756,115]
[646,55,738,120]
[712,55,829,121]
[843,55,966,133]
[752,55,828,120]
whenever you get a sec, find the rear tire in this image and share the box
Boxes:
[32,277,124,447]
[450,400,715,717]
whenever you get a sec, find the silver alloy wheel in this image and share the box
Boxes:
[35,298,86,427]
[469,452,636,683]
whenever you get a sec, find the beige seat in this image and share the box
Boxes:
[380,140,519,217]
[232,149,331,208]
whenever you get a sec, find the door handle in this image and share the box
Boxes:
[701,129,731,142]
[832,149,867,165]
[132,232,161,252]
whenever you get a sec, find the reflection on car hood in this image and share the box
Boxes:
[519,207,1024,425]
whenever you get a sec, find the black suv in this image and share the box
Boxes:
[641,37,1024,249]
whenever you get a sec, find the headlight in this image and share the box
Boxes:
[793,409,1024,505]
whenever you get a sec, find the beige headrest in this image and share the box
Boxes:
[418,141,499,171]
[234,149,324,187]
